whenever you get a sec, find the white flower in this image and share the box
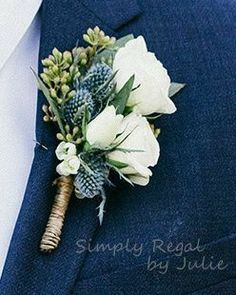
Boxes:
[113,36,176,116]
[86,105,123,148]
[55,142,77,160]
[107,113,160,185]
[56,155,80,176]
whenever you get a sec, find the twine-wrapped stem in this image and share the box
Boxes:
[40,176,74,252]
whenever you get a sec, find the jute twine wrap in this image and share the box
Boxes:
[40,175,74,252]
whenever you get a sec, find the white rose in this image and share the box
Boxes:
[113,36,176,115]
[107,113,160,185]
[55,141,77,160]
[86,105,123,148]
[56,155,80,176]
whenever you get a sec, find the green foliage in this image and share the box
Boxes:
[31,68,66,136]
[106,158,128,169]
[111,75,135,114]
[94,34,134,64]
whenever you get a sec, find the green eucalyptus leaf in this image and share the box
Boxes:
[169,82,186,97]
[31,68,66,136]
[106,158,128,169]
[111,75,135,114]
[113,34,134,48]
[95,34,134,63]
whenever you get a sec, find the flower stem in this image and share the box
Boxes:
[40,176,74,252]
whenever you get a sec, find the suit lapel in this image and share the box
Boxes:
[1,0,142,294]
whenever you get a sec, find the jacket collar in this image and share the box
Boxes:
[0,0,42,71]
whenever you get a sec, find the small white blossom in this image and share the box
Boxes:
[113,36,176,115]
[55,142,77,160]
[86,106,123,149]
[56,155,80,176]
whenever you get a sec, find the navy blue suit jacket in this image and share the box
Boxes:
[1,0,236,294]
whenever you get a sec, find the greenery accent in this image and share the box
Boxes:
[111,75,135,114]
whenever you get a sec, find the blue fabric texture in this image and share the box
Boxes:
[1,0,235,294]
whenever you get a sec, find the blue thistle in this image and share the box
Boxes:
[81,63,114,101]
[74,154,108,199]
[63,88,96,125]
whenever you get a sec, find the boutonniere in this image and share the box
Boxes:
[32,27,185,252]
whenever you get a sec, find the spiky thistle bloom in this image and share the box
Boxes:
[81,63,114,101]
[74,153,108,199]
[63,87,96,125]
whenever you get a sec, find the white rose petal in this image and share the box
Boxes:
[113,36,176,115]
[107,113,160,186]
[129,174,150,186]
[56,155,80,176]
[86,105,123,149]
[55,142,77,160]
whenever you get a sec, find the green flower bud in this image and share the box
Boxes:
[50,88,57,98]
[43,115,50,122]
[42,58,55,67]
[80,58,87,65]
[52,65,59,74]
[79,52,87,60]
[65,124,70,133]
[52,48,62,62]
[61,84,70,94]
[66,134,73,142]
[73,127,79,136]
[76,138,82,145]
[83,34,91,44]
[63,51,73,64]
[56,133,65,141]
[53,77,60,84]
[103,36,110,43]
[42,104,48,112]
[94,26,100,34]
[40,73,51,86]
[87,28,94,36]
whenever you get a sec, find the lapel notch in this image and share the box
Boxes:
[81,0,142,30]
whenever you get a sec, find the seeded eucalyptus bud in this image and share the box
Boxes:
[83,34,90,44]
[42,104,48,112]
[103,36,110,43]
[65,125,70,133]
[66,134,73,142]
[48,54,56,62]
[99,30,105,38]
[76,138,82,144]
[94,26,100,34]
[40,73,51,86]
[73,127,79,136]
[63,51,73,64]
[53,77,60,84]
[79,52,87,60]
[80,59,87,65]
[57,98,63,104]
[43,115,50,122]
[50,88,57,98]
[52,65,59,74]
[56,133,65,141]
[42,58,55,67]
[52,48,62,63]
[61,84,70,94]
[87,28,94,36]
